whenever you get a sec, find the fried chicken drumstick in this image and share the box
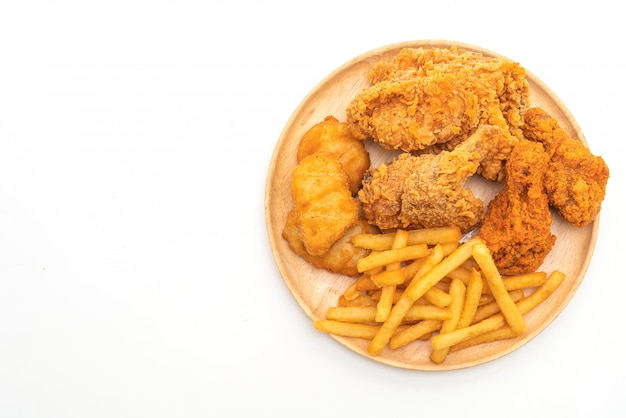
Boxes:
[478,140,556,275]
[359,125,515,233]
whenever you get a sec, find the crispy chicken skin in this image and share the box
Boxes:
[290,152,359,256]
[346,47,529,153]
[478,140,556,275]
[297,115,370,194]
[359,125,513,233]
[521,107,609,227]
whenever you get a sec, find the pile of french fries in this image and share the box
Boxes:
[313,227,566,364]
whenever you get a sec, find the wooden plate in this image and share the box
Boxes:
[265,40,599,371]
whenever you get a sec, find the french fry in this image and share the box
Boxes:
[480,272,548,295]
[327,305,451,323]
[342,279,361,301]
[355,275,378,291]
[446,266,473,284]
[472,289,525,324]
[515,270,566,314]
[314,226,569,365]
[371,269,406,287]
[368,239,480,355]
[406,227,462,246]
[430,278,466,364]
[366,245,446,354]
[375,230,409,322]
[457,268,483,329]
[357,244,430,273]
[472,242,526,335]
[375,286,395,322]
[422,287,453,308]
[337,293,378,307]
[352,226,462,250]
[404,238,481,301]
[450,326,517,352]
[430,270,566,351]
[314,320,380,339]
[390,319,443,350]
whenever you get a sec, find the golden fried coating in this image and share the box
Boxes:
[478,140,556,275]
[520,107,570,150]
[359,125,513,233]
[346,47,529,153]
[290,152,360,256]
[297,115,370,194]
[282,211,379,276]
[522,107,609,227]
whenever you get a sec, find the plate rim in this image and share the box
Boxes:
[265,39,600,371]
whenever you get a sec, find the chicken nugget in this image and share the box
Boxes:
[290,152,360,256]
[297,116,370,194]
[282,210,379,276]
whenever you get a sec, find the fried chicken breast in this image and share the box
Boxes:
[297,115,370,194]
[346,47,529,153]
[359,125,514,233]
[478,140,556,275]
[522,107,609,227]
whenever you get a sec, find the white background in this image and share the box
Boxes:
[1,1,624,417]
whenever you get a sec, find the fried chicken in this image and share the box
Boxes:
[282,211,378,276]
[297,115,370,194]
[521,107,609,227]
[346,47,529,154]
[290,152,360,256]
[359,125,514,233]
[478,140,556,275]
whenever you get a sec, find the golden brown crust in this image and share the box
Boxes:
[290,152,360,256]
[522,107,609,227]
[478,140,556,275]
[346,47,529,153]
[297,116,370,194]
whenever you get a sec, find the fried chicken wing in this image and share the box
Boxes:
[282,211,378,276]
[522,107,609,227]
[359,125,513,233]
[478,140,556,275]
[346,47,529,153]
[297,115,370,194]
[290,152,360,256]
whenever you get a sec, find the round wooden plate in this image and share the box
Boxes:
[265,40,599,371]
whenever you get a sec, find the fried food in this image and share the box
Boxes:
[522,107,609,227]
[297,115,370,194]
[346,47,529,153]
[478,140,556,275]
[289,152,360,256]
[358,125,515,233]
[282,210,377,276]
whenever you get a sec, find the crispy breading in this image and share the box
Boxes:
[346,47,529,153]
[282,211,378,276]
[478,140,556,275]
[522,107,609,227]
[290,152,360,256]
[359,125,513,233]
[297,115,370,194]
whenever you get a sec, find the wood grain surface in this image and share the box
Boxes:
[265,40,598,371]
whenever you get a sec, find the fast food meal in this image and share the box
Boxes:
[277,45,610,366]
